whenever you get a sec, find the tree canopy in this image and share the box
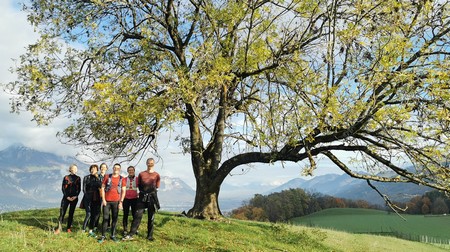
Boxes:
[5,0,450,219]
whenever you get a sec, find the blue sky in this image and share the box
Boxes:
[0,0,344,189]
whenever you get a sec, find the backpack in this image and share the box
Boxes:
[105,174,123,193]
[125,176,138,190]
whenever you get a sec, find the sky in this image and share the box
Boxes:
[0,0,343,189]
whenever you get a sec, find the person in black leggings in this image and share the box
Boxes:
[54,164,81,234]
[122,166,139,236]
[98,164,126,243]
[81,164,102,236]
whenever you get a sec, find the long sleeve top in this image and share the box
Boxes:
[61,174,81,197]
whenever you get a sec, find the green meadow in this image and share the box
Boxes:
[291,208,450,243]
[0,208,448,251]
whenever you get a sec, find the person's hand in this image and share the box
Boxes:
[118,201,123,210]
[102,200,107,206]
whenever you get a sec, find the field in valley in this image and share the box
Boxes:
[291,208,450,245]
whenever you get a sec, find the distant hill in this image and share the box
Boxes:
[268,173,433,206]
[0,144,195,213]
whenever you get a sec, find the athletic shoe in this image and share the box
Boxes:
[122,235,134,241]
[147,236,154,241]
[111,236,119,242]
[67,228,72,233]
[98,236,106,243]
[88,231,96,238]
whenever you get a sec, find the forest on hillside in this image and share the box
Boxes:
[392,190,450,215]
[231,188,450,222]
[230,188,382,222]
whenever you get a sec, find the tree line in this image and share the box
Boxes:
[230,188,382,222]
[391,190,450,215]
[231,188,450,222]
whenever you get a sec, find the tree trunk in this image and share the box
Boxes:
[187,176,222,219]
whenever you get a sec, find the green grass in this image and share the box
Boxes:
[291,208,450,242]
[0,208,447,251]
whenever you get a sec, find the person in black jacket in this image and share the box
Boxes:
[82,164,102,236]
[55,164,81,234]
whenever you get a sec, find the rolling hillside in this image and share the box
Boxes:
[292,208,450,244]
[0,208,447,252]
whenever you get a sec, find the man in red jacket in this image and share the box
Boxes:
[98,163,126,243]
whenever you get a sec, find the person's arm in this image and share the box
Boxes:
[61,177,66,196]
[119,178,126,206]
[95,175,102,188]
[156,174,161,189]
[136,177,139,194]
[101,182,106,206]
[138,173,143,192]
[76,176,81,197]
[82,176,87,194]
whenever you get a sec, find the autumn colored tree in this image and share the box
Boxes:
[230,205,268,221]
[5,0,450,219]
[421,196,432,214]
[333,198,346,208]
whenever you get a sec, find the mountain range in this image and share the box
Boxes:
[0,143,196,212]
[0,144,433,213]
[269,173,432,206]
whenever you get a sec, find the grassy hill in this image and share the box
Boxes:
[0,208,447,252]
[291,208,450,245]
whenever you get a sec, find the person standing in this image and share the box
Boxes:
[122,166,139,236]
[96,163,109,230]
[81,164,102,236]
[55,164,81,234]
[123,158,160,241]
[98,163,126,243]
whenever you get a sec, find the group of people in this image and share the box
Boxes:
[54,158,161,243]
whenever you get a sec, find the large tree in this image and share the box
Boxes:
[5,0,450,219]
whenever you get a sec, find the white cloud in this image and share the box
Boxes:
[0,1,80,157]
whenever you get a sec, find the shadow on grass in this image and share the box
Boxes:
[1,209,61,231]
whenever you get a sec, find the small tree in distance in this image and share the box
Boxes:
[5,0,450,219]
